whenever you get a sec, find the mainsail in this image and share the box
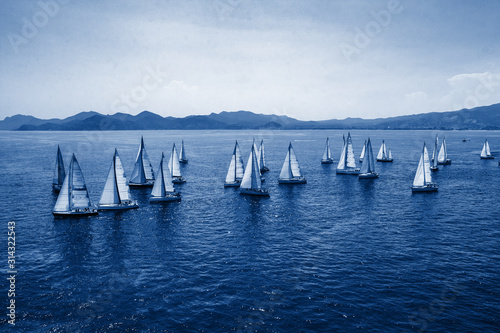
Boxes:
[413,144,433,187]
[240,144,262,190]
[168,143,182,178]
[279,143,303,180]
[99,149,132,206]
[225,141,245,184]
[322,137,332,161]
[259,140,268,171]
[377,140,388,160]
[359,138,376,175]
[179,140,188,162]
[337,133,357,171]
[53,154,94,213]
[151,153,175,197]
[431,136,439,169]
[359,140,366,162]
[53,145,65,189]
[437,137,447,163]
[130,136,155,184]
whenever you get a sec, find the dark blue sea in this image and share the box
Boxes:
[1,130,499,332]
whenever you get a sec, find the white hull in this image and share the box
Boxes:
[129,180,154,187]
[359,172,379,179]
[321,159,334,164]
[224,180,241,187]
[438,159,452,164]
[149,194,181,202]
[278,178,307,184]
[336,168,360,175]
[53,208,98,217]
[98,201,139,210]
[172,177,186,183]
[240,188,270,196]
[412,184,438,192]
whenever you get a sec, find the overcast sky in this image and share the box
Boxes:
[1,0,500,120]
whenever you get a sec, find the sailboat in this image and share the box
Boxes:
[129,136,155,186]
[336,133,360,175]
[480,139,494,159]
[179,140,188,163]
[412,143,438,192]
[430,135,439,171]
[278,143,307,184]
[321,137,334,164]
[53,154,98,216]
[437,137,451,164]
[252,139,265,182]
[150,153,181,202]
[224,140,245,187]
[169,143,186,183]
[358,138,378,179]
[98,149,139,210]
[359,139,366,163]
[259,140,269,173]
[53,145,66,192]
[376,140,393,162]
[240,144,269,196]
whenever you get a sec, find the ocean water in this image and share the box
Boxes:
[0,129,499,332]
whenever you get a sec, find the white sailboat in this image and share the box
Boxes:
[430,135,439,171]
[53,154,98,216]
[259,140,269,173]
[359,138,378,179]
[321,137,334,164]
[179,140,188,163]
[169,143,186,183]
[224,140,245,187]
[437,137,451,164]
[480,139,494,159]
[359,139,366,163]
[53,145,65,192]
[150,153,181,202]
[279,142,307,184]
[98,149,139,210]
[240,144,269,196]
[412,143,438,192]
[376,140,393,162]
[336,133,360,175]
[129,136,155,186]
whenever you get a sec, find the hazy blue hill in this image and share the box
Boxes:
[6,103,500,131]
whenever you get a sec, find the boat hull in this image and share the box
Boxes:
[321,159,334,164]
[98,202,139,210]
[336,168,360,175]
[430,166,439,172]
[438,159,452,164]
[224,181,241,188]
[278,178,307,184]
[53,209,98,217]
[480,156,494,159]
[129,180,154,187]
[52,184,62,192]
[412,184,438,192]
[260,166,270,173]
[172,177,186,183]
[149,194,181,202]
[240,188,270,196]
[359,173,379,179]
[377,158,393,162]
[179,159,188,163]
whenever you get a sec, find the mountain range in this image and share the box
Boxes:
[2,103,500,131]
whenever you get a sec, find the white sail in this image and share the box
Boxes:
[432,136,439,169]
[53,145,65,187]
[54,154,93,212]
[259,140,266,169]
[360,139,376,174]
[99,149,131,206]
[241,145,261,190]
[179,140,187,161]
[289,144,302,177]
[377,141,387,160]
[437,137,447,163]
[388,148,393,160]
[337,139,347,170]
[225,154,237,183]
[130,136,155,184]
[345,133,357,168]
[279,150,291,180]
[253,140,261,171]
[322,137,332,161]
[151,153,175,197]
[168,144,182,177]
[114,151,130,201]
[359,140,366,161]
[413,150,425,187]
[481,139,491,157]
[423,145,432,183]
[235,141,244,179]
